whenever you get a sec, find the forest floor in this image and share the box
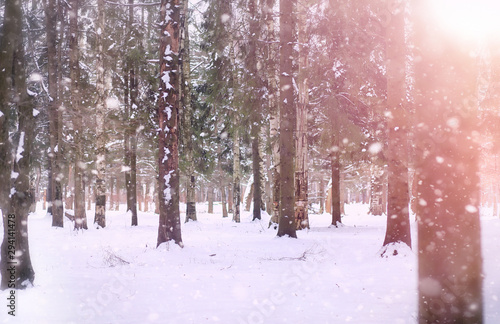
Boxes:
[1,202,499,323]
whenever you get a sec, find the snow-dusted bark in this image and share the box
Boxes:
[232,111,241,223]
[295,4,309,230]
[0,0,35,289]
[414,1,483,321]
[70,0,88,231]
[94,0,108,229]
[266,0,280,228]
[277,0,297,238]
[157,0,183,247]
[46,0,64,228]
[181,0,197,223]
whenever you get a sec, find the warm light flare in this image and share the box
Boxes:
[429,0,500,41]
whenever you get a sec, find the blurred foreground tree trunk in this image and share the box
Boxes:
[414,1,483,322]
[382,0,411,253]
[0,0,35,289]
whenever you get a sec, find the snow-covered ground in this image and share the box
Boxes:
[1,202,499,323]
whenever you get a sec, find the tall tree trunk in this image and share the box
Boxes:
[414,1,483,322]
[248,0,261,221]
[181,0,196,223]
[382,1,411,252]
[130,131,138,225]
[70,0,87,231]
[93,0,107,228]
[266,0,280,228]
[232,113,241,223]
[277,0,297,238]
[0,0,35,289]
[294,0,309,230]
[157,0,183,247]
[46,0,64,227]
[124,0,138,227]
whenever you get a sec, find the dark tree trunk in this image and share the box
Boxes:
[157,0,183,247]
[46,0,64,227]
[331,149,342,226]
[70,0,87,231]
[248,0,261,221]
[130,132,138,225]
[381,1,411,253]
[252,137,262,220]
[414,1,483,322]
[277,0,297,238]
[0,0,35,289]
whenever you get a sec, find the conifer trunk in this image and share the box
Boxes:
[294,0,309,230]
[266,0,280,228]
[277,0,297,238]
[46,0,64,227]
[0,0,35,289]
[232,113,241,223]
[70,0,88,231]
[382,1,411,251]
[181,0,196,223]
[331,148,342,226]
[94,0,107,228]
[157,0,183,247]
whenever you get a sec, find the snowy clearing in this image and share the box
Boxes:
[1,203,499,323]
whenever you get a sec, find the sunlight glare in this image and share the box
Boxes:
[430,0,500,41]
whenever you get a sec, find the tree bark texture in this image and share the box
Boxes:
[294,0,309,230]
[157,0,183,247]
[0,0,36,289]
[46,0,64,227]
[181,0,197,223]
[277,0,297,238]
[70,0,88,231]
[94,0,107,228]
[331,148,342,226]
